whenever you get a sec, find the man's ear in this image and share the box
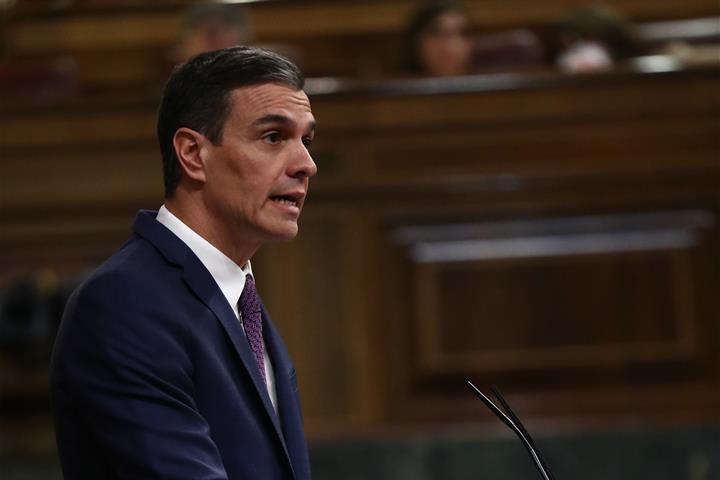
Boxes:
[173,127,208,184]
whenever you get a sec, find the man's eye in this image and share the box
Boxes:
[302,136,314,149]
[262,132,281,144]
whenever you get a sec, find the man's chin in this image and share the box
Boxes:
[262,223,299,243]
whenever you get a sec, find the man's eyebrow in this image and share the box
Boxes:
[252,114,291,126]
[252,114,316,132]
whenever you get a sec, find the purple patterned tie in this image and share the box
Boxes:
[238,274,266,385]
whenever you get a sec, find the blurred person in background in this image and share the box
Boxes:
[403,0,474,76]
[169,2,301,76]
[175,2,252,62]
[552,3,641,72]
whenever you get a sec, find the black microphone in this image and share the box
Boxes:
[467,381,556,480]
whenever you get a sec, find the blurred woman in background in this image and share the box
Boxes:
[403,1,474,76]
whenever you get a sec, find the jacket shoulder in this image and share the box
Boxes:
[51,234,193,386]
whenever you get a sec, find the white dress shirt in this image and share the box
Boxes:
[156,205,278,412]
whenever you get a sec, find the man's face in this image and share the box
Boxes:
[201,83,317,248]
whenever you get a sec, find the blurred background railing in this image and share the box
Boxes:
[1,1,719,479]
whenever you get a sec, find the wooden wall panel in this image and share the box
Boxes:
[304,67,720,429]
[392,210,711,376]
[1,67,718,445]
[0,108,156,149]
[381,209,720,426]
[255,216,354,428]
[2,147,162,212]
[253,209,387,434]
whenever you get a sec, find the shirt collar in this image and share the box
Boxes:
[156,205,252,317]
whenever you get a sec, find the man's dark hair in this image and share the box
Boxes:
[157,46,304,197]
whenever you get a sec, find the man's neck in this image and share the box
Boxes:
[164,195,259,268]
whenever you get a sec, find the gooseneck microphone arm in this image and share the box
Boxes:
[466,381,556,480]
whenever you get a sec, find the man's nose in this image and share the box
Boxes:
[288,142,318,179]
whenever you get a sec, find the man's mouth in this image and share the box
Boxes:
[269,192,304,207]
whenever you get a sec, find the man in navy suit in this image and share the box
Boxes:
[50,46,317,479]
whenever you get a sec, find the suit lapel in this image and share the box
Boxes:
[263,310,311,480]
[133,210,296,478]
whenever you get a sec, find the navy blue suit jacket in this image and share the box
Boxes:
[51,210,310,479]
